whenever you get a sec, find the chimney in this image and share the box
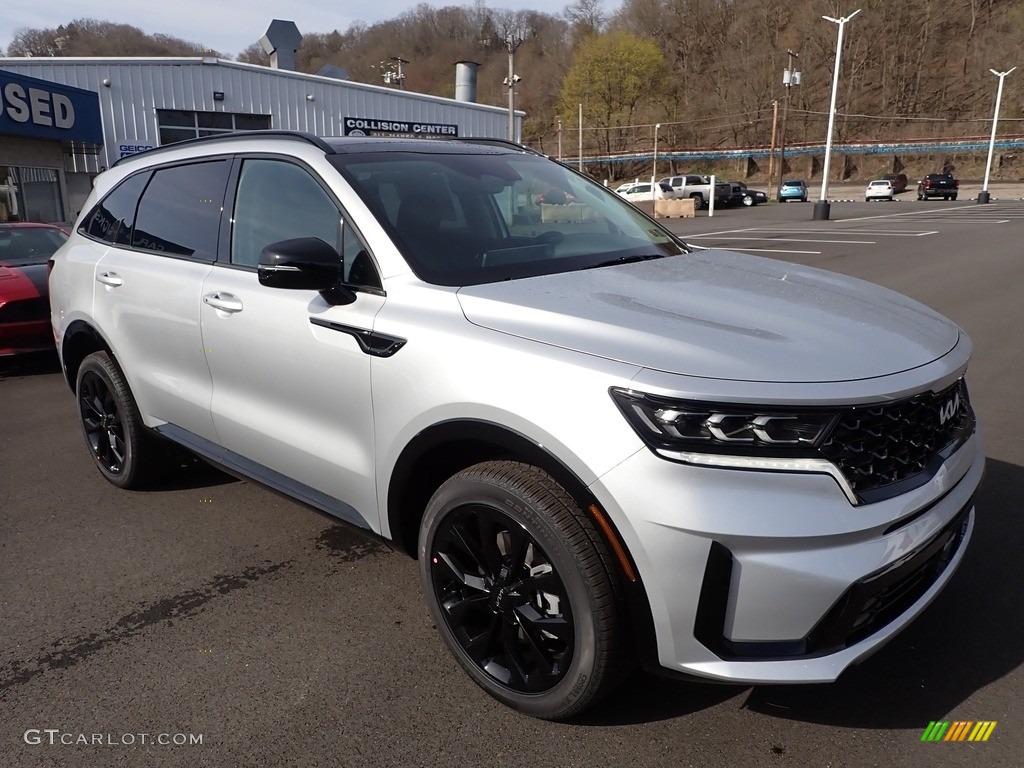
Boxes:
[260,20,303,71]
[455,61,479,103]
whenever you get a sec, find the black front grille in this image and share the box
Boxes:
[819,379,974,503]
[0,296,49,324]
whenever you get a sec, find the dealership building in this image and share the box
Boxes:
[0,20,514,225]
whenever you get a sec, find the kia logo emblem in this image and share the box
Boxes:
[938,393,961,425]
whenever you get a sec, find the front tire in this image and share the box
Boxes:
[76,351,164,489]
[742,194,754,206]
[419,461,628,720]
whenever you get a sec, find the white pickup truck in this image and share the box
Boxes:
[659,174,731,209]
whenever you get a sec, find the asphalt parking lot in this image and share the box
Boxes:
[3,196,1023,767]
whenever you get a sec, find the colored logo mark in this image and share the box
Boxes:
[921,721,997,742]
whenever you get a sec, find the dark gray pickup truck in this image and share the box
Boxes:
[917,173,959,200]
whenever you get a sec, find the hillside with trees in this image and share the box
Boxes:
[5,1,1024,180]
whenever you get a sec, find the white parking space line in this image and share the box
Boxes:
[743,229,938,237]
[907,218,1010,224]
[688,236,875,244]
[719,247,822,255]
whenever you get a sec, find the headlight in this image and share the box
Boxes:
[610,388,838,457]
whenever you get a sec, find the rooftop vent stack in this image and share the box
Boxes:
[455,61,479,103]
[260,20,303,71]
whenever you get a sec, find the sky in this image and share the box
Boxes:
[1,0,609,59]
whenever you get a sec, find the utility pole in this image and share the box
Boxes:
[503,32,525,141]
[767,99,779,192]
[388,56,409,90]
[776,49,800,200]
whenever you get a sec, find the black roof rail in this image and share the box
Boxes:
[112,130,335,167]
[428,135,543,156]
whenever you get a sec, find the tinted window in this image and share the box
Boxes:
[333,151,687,287]
[231,159,341,268]
[131,161,229,259]
[81,172,149,245]
[0,226,68,265]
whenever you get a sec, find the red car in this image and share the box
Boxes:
[0,223,69,356]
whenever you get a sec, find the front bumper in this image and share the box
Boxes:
[591,428,983,684]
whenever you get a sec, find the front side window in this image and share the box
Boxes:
[132,161,230,259]
[230,159,342,268]
[333,150,687,286]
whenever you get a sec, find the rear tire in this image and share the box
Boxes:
[76,351,166,489]
[951,194,958,201]
[419,460,629,720]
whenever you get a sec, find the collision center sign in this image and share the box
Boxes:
[344,116,458,138]
[0,69,103,144]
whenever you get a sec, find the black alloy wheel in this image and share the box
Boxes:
[79,368,127,477]
[76,351,163,489]
[419,461,628,719]
[429,504,574,693]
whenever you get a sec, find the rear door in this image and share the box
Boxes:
[89,159,230,439]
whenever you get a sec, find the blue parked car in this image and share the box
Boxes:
[778,179,809,202]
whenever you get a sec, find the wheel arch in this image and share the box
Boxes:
[387,419,598,557]
[60,320,114,393]
[388,417,660,674]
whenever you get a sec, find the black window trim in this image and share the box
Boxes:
[78,154,235,265]
[219,152,385,296]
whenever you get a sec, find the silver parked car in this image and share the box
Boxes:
[49,132,982,720]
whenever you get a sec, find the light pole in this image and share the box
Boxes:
[652,123,661,194]
[979,67,1016,204]
[775,50,800,201]
[578,102,583,172]
[814,9,861,221]
[557,118,563,161]
[503,32,524,141]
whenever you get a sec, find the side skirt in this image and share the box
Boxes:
[154,423,372,531]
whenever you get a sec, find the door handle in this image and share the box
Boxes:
[203,292,244,313]
[96,271,123,287]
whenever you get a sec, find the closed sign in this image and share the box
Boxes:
[0,70,103,144]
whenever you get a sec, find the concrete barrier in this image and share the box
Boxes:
[655,198,696,218]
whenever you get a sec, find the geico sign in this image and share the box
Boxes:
[2,83,76,129]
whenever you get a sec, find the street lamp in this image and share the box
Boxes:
[578,102,583,172]
[979,67,1016,204]
[814,9,860,221]
[652,123,661,194]
[775,50,800,201]
[503,32,525,141]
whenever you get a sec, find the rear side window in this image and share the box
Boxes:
[131,161,229,259]
[81,172,149,245]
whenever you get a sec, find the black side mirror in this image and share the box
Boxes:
[258,237,344,290]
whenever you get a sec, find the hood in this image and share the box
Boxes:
[456,250,960,383]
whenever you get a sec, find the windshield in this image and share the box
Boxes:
[331,150,688,286]
[0,227,68,266]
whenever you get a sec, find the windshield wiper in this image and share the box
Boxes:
[585,253,671,270]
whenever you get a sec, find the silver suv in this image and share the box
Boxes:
[50,131,983,720]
